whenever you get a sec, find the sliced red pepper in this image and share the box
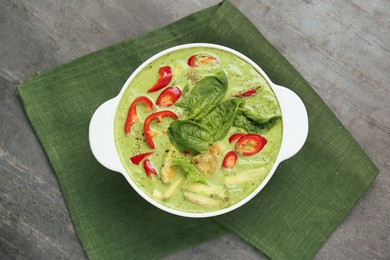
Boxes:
[143,159,158,177]
[222,151,238,169]
[144,110,178,149]
[235,134,267,156]
[235,88,256,97]
[130,152,153,165]
[124,96,154,134]
[188,54,219,67]
[156,86,182,107]
[187,55,197,67]
[147,66,173,93]
[228,133,247,144]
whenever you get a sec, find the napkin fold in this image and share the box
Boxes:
[17,1,378,259]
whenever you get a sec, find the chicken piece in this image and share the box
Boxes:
[191,143,225,176]
[209,143,225,156]
[192,152,218,175]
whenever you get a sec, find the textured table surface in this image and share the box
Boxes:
[1,0,389,259]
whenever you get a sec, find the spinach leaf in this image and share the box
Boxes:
[169,99,244,153]
[171,159,207,184]
[175,70,228,120]
[200,98,244,141]
[167,120,213,153]
[182,83,190,96]
[240,97,281,124]
[233,110,280,134]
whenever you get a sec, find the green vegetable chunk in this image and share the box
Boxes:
[176,70,228,120]
[224,168,266,185]
[171,159,207,184]
[200,98,244,141]
[181,183,225,199]
[183,192,223,206]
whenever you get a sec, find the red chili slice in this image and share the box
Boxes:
[187,54,219,67]
[124,96,154,134]
[130,152,153,165]
[143,159,158,177]
[235,134,267,156]
[147,66,173,93]
[222,151,238,169]
[235,88,256,97]
[156,86,182,107]
[228,133,247,144]
[144,110,178,149]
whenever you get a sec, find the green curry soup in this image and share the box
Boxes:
[114,47,283,213]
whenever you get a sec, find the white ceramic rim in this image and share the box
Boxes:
[89,43,309,218]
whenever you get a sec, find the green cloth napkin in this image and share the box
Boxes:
[17,1,378,259]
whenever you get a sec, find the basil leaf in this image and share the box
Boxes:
[200,98,244,141]
[233,110,279,134]
[176,70,228,120]
[167,120,213,153]
[171,159,207,184]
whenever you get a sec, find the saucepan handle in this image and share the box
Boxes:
[273,84,309,162]
[89,97,124,173]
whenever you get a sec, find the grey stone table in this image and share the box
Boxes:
[1,0,389,259]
